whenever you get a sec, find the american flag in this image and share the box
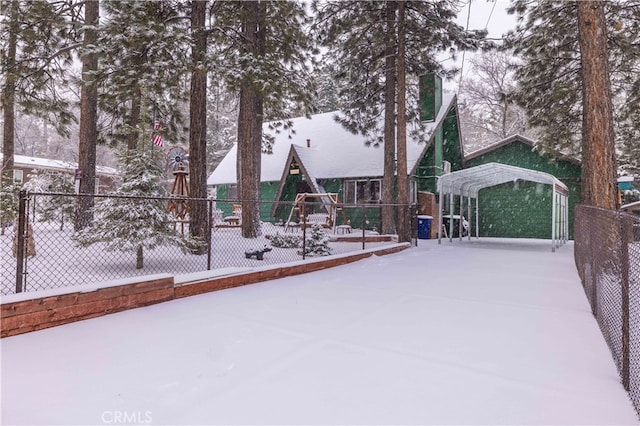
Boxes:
[152,118,163,147]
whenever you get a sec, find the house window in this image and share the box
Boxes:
[344,179,381,204]
[13,170,23,184]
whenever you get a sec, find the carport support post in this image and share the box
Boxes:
[458,193,463,241]
[449,192,454,242]
[438,190,443,244]
[564,194,569,244]
[475,196,479,239]
[551,189,556,252]
[467,194,472,241]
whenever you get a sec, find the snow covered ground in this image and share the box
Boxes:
[0,222,390,295]
[1,238,638,425]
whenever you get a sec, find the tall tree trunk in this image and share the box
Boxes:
[0,0,18,236]
[1,0,18,189]
[577,0,617,209]
[396,0,410,243]
[189,0,209,248]
[381,0,397,235]
[75,0,99,230]
[127,85,141,150]
[237,0,263,239]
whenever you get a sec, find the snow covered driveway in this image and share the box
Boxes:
[1,238,638,425]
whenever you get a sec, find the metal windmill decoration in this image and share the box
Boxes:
[166,146,190,233]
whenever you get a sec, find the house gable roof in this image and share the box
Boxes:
[1,154,118,177]
[464,134,580,166]
[207,92,459,186]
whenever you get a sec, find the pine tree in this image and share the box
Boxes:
[0,182,20,236]
[95,0,190,149]
[188,0,208,251]
[300,223,332,257]
[577,0,617,209]
[30,174,75,231]
[72,149,201,269]
[1,0,78,188]
[312,0,485,236]
[75,0,100,231]
[212,1,317,239]
[504,0,640,174]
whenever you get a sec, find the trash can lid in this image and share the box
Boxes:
[417,215,433,219]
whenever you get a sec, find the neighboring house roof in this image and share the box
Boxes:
[464,134,581,166]
[207,92,458,186]
[1,154,118,177]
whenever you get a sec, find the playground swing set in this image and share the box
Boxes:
[284,193,350,233]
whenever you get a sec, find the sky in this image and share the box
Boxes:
[2,238,638,425]
[457,0,518,40]
[450,0,519,90]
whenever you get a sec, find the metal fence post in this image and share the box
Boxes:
[301,204,307,260]
[362,204,366,250]
[14,190,27,293]
[620,213,632,391]
[207,199,213,271]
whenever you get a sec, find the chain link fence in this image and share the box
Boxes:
[574,204,640,415]
[2,191,416,295]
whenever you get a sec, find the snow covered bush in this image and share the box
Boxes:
[0,182,21,235]
[72,149,203,269]
[25,173,75,230]
[269,232,301,248]
[298,223,332,257]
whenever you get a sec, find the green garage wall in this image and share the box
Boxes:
[464,139,581,238]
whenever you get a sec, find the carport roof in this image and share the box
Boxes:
[438,162,568,198]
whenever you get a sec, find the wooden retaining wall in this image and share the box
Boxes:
[1,243,410,338]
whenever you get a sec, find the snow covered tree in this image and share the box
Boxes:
[212,1,317,239]
[207,80,238,172]
[28,174,75,231]
[95,0,190,150]
[1,0,78,190]
[73,149,201,269]
[577,0,617,209]
[458,51,532,151]
[0,182,20,236]
[312,0,485,238]
[75,0,100,231]
[188,0,208,252]
[504,0,640,175]
[300,223,332,257]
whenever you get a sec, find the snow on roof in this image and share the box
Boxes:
[1,154,118,176]
[438,162,568,198]
[464,134,581,165]
[207,93,457,186]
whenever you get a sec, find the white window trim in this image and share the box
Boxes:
[344,178,382,204]
[13,169,24,183]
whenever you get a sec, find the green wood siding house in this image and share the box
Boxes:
[463,135,581,238]
[207,92,465,230]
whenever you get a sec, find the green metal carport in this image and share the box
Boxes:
[437,162,570,252]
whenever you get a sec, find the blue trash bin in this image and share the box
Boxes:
[417,215,433,239]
